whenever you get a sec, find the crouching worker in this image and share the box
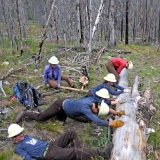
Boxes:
[15,89,125,128]
[106,57,133,81]
[8,124,113,160]
[87,73,129,97]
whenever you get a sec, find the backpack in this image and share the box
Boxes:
[13,82,41,110]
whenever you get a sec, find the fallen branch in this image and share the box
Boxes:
[0,63,33,80]
[61,66,82,75]
[42,90,61,97]
[92,45,107,64]
[60,86,88,93]
[34,0,56,66]
[105,49,132,54]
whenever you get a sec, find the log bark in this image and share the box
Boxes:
[110,69,155,160]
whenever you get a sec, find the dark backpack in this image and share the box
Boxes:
[13,82,41,110]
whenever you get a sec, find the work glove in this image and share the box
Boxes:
[57,83,61,88]
[117,110,125,117]
[113,120,124,128]
[123,88,129,93]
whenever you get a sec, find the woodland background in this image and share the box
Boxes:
[0,0,160,160]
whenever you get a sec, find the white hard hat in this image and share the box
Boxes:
[8,124,24,138]
[48,56,59,64]
[98,100,109,116]
[128,61,133,69]
[96,88,110,99]
[104,73,116,82]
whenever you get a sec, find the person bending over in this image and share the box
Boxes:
[87,73,129,97]
[15,89,125,128]
[106,57,133,81]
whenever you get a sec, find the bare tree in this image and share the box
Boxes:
[125,0,129,44]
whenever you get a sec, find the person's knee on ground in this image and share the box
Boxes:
[48,80,58,88]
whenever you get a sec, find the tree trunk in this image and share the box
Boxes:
[110,69,155,160]
[92,0,104,39]
[76,0,82,44]
[125,0,129,45]
[88,0,92,52]
[109,0,116,46]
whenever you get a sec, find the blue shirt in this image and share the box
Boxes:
[15,135,48,160]
[63,97,109,127]
[90,83,124,96]
[43,64,61,84]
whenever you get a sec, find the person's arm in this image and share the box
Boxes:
[109,108,117,115]
[106,86,123,95]
[56,65,61,84]
[81,107,109,126]
[43,66,49,85]
[103,98,119,105]
[113,83,124,90]
[15,146,35,160]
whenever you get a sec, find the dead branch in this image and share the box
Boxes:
[41,90,61,97]
[60,66,82,75]
[92,45,107,64]
[104,49,132,54]
[60,86,88,93]
[0,63,33,80]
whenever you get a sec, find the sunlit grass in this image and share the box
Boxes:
[0,149,22,160]
[34,120,64,134]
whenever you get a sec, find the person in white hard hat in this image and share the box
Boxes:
[44,56,74,88]
[15,89,125,128]
[8,123,114,160]
[87,73,129,98]
[106,57,133,81]
[95,88,125,117]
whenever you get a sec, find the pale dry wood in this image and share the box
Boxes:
[60,86,88,93]
[79,75,89,90]
[110,69,153,160]
[92,45,107,64]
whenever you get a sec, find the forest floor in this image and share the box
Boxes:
[0,41,160,160]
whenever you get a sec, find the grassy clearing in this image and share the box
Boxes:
[0,22,160,160]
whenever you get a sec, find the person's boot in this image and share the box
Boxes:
[15,110,25,123]
[97,142,113,159]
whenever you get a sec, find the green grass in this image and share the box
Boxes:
[0,149,22,160]
[0,24,160,160]
[34,120,64,134]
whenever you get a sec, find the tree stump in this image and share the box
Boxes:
[110,69,155,160]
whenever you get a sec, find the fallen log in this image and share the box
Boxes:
[105,49,132,54]
[110,69,155,160]
[60,86,89,93]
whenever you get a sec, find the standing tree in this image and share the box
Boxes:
[125,0,129,45]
